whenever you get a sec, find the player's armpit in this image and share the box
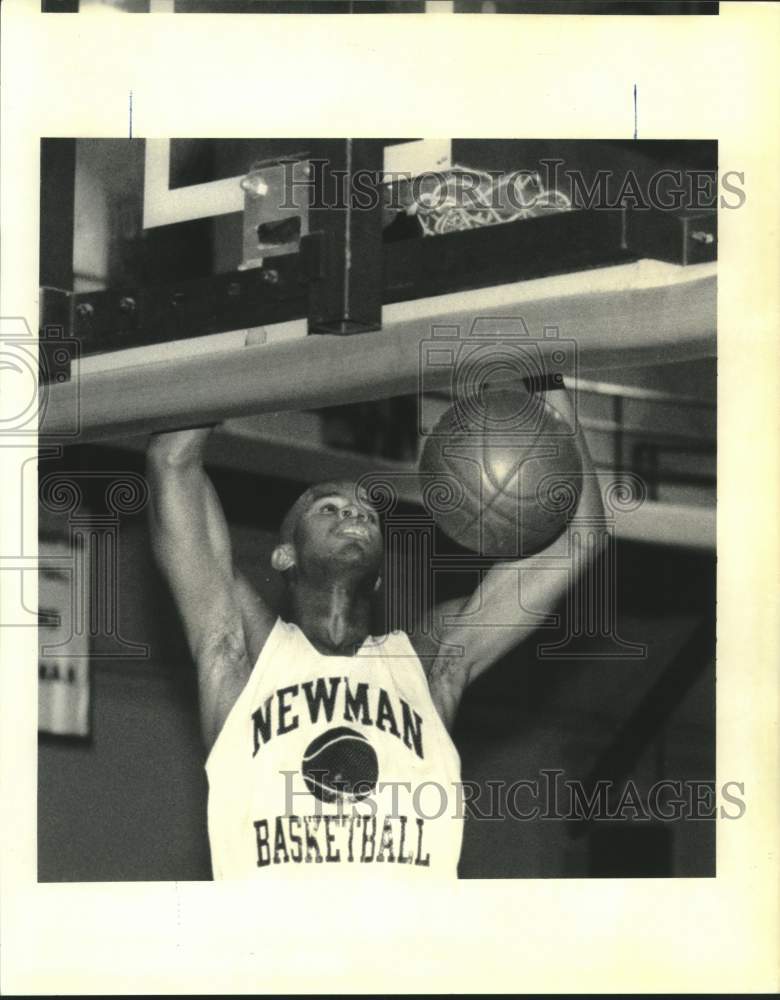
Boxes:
[196,605,255,750]
[185,576,273,751]
[410,597,474,730]
[234,570,276,667]
[426,647,471,733]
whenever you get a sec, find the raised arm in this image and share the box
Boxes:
[418,388,605,729]
[147,427,274,749]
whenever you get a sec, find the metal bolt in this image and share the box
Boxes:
[240,174,269,197]
[690,230,715,245]
[260,268,280,286]
[75,302,94,320]
[118,296,136,315]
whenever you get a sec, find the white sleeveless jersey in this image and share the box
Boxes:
[205,618,463,880]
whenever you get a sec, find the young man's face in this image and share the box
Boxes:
[293,488,383,579]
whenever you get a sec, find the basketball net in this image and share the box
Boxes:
[408,165,572,236]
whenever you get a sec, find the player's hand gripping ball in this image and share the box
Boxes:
[419,387,583,558]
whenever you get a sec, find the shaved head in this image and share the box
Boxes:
[278,480,376,548]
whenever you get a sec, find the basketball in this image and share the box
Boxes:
[301,726,379,804]
[418,387,583,558]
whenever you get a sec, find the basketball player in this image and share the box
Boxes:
[147,388,603,879]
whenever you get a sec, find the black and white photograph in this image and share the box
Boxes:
[1,2,778,995]
[37,137,720,881]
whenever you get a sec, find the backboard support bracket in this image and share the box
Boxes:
[302,139,384,336]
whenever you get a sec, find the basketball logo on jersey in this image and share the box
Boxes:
[301,726,379,804]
